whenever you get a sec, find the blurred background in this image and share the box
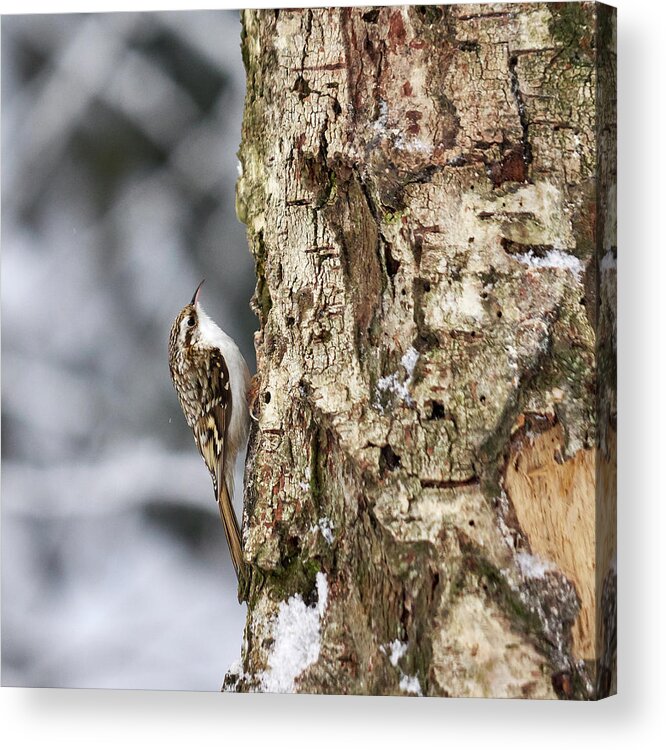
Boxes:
[1,10,256,690]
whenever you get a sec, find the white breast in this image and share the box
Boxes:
[195,303,251,463]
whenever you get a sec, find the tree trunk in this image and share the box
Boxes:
[230,3,616,699]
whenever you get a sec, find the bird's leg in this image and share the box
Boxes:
[236,564,253,603]
[237,564,265,604]
[247,373,262,423]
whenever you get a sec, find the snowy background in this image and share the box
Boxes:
[1,10,256,690]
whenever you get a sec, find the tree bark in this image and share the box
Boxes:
[230,3,616,699]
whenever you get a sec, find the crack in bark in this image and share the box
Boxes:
[508,53,533,171]
[299,9,313,74]
[420,477,479,490]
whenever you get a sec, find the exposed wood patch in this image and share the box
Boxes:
[504,419,595,659]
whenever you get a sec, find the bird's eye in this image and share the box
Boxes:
[187,316,195,327]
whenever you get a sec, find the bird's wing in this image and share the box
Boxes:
[192,349,232,502]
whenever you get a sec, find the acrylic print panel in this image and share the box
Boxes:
[1,2,617,699]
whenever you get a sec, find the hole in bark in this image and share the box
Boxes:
[496,310,503,318]
[429,401,446,420]
[468,236,475,243]
[415,330,439,351]
[423,280,431,292]
[416,6,444,22]
[458,40,480,52]
[380,444,401,472]
[384,243,400,277]
[264,392,272,404]
[579,297,587,306]
[501,237,555,259]
[362,8,380,23]
[303,579,321,608]
[468,519,475,527]
[480,395,486,404]
[332,99,342,116]
[292,75,311,100]
[481,291,488,299]
[552,671,574,699]
[286,315,295,326]
[286,535,301,557]
[413,235,423,265]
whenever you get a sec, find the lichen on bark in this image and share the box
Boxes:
[231,3,616,699]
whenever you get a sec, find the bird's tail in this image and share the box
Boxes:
[218,480,245,582]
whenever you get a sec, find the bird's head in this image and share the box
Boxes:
[169,279,206,357]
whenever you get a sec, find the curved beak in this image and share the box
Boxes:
[191,279,205,306]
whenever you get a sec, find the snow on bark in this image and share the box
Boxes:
[259,572,328,693]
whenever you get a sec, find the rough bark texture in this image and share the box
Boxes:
[229,3,616,699]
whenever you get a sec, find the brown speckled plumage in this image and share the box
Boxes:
[168,285,250,584]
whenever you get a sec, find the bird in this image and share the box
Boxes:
[168,280,251,586]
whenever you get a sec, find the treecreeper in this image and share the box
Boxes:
[168,280,252,600]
